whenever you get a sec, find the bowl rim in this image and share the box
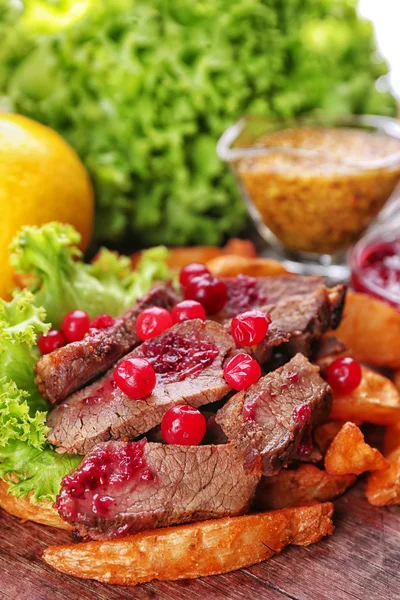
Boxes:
[348,228,400,306]
[216,114,400,171]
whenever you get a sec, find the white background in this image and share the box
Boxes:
[359,0,400,99]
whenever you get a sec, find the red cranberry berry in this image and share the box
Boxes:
[326,357,362,395]
[114,357,156,400]
[62,310,91,342]
[179,263,210,287]
[231,310,271,347]
[91,314,115,329]
[38,329,66,354]
[136,306,173,341]
[223,353,261,391]
[292,403,311,425]
[161,405,206,445]
[171,300,206,323]
[184,274,228,315]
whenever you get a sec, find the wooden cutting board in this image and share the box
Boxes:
[0,480,399,600]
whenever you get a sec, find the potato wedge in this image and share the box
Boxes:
[332,291,400,369]
[384,421,400,456]
[131,239,257,271]
[329,366,400,426]
[206,255,290,277]
[314,420,348,455]
[43,503,334,585]
[366,422,400,506]
[366,447,400,506]
[394,370,400,394]
[325,422,388,476]
[0,479,70,530]
[255,465,355,510]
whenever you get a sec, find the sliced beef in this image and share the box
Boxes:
[56,439,260,540]
[47,319,234,455]
[230,284,346,364]
[215,354,332,476]
[218,274,324,320]
[35,282,181,404]
[256,284,346,361]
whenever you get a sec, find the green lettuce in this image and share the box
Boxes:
[0,0,395,246]
[0,291,82,503]
[0,289,50,412]
[0,378,48,448]
[11,222,171,326]
[0,441,81,503]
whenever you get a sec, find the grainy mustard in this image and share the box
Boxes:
[238,127,400,254]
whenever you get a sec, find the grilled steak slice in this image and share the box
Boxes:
[35,282,181,404]
[47,320,234,454]
[230,284,346,364]
[56,440,260,540]
[253,284,346,362]
[219,274,324,320]
[215,354,332,476]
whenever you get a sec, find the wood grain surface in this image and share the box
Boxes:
[0,479,399,600]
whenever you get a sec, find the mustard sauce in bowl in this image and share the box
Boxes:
[218,115,400,269]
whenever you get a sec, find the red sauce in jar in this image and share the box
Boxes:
[350,238,400,309]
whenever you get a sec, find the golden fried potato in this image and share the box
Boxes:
[329,366,400,426]
[207,255,290,277]
[43,503,334,585]
[0,480,71,530]
[384,421,400,456]
[366,447,400,506]
[394,371,400,394]
[131,239,257,271]
[367,422,400,506]
[332,291,400,369]
[314,420,348,455]
[324,422,388,476]
[255,464,355,510]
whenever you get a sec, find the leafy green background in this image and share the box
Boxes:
[0,0,396,246]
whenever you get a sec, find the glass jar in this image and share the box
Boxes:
[217,114,400,279]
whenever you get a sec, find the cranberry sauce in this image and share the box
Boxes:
[140,331,218,382]
[56,439,154,522]
[350,238,400,309]
[82,378,117,405]
[222,275,267,318]
[242,399,257,421]
[292,403,311,425]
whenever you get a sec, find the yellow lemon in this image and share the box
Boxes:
[0,113,94,298]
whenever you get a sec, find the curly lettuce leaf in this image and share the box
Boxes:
[0,440,81,503]
[11,222,172,326]
[0,289,50,412]
[0,378,48,449]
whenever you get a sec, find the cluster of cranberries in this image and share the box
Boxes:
[38,310,116,355]
[40,262,274,447]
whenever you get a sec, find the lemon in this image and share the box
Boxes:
[0,113,94,298]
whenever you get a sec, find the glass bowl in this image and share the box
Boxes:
[349,219,400,309]
[217,114,400,279]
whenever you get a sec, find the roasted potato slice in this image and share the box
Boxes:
[0,480,71,530]
[366,447,400,506]
[332,291,400,369]
[43,503,334,585]
[324,422,388,476]
[366,423,400,506]
[394,370,400,394]
[206,255,290,277]
[329,366,400,426]
[314,420,349,455]
[384,421,400,456]
[255,464,355,510]
[131,239,256,271]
